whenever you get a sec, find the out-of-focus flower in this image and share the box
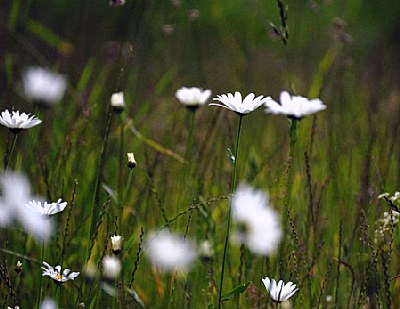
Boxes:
[111,235,124,255]
[231,184,282,255]
[175,87,211,110]
[0,109,42,133]
[187,9,200,21]
[102,255,121,278]
[110,91,125,113]
[109,0,125,7]
[210,92,270,115]
[23,67,67,104]
[374,210,400,244]
[42,261,79,285]
[262,277,298,303]
[265,91,326,119]
[127,152,137,168]
[15,261,23,273]
[27,198,67,216]
[40,298,57,309]
[0,172,53,241]
[146,230,196,271]
[199,240,213,262]
[378,191,400,203]
[161,24,174,35]
[7,306,19,309]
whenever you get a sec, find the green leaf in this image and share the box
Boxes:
[221,281,251,302]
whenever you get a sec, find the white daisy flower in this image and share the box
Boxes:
[146,230,196,271]
[110,91,125,112]
[0,172,53,241]
[0,109,42,132]
[262,277,299,303]
[175,87,212,109]
[40,298,57,309]
[102,255,121,278]
[127,152,137,168]
[210,91,271,115]
[231,184,282,255]
[265,90,326,119]
[23,67,67,104]
[42,261,79,285]
[27,198,67,215]
[110,235,124,255]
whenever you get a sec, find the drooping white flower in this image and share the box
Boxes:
[210,91,271,115]
[0,109,42,131]
[27,198,67,215]
[42,261,79,284]
[110,235,124,255]
[231,184,282,255]
[0,172,53,241]
[7,306,19,309]
[265,91,326,119]
[175,87,211,108]
[102,255,121,278]
[23,67,67,104]
[146,230,196,271]
[127,152,137,168]
[110,91,125,112]
[262,277,298,303]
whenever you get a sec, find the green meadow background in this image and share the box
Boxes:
[1,0,400,308]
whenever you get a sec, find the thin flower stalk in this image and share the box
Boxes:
[218,114,243,309]
[3,132,17,171]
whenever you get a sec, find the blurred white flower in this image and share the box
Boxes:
[146,230,196,271]
[265,91,326,119]
[109,0,125,7]
[175,87,211,108]
[27,198,67,216]
[102,255,121,278]
[0,172,53,241]
[0,109,42,132]
[210,91,271,115]
[110,235,124,255]
[127,152,137,168]
[110,91,125,112]
[262,277,298,303]
[42,261,79,284]
[231,184,282,255]
[7,306,19,309]
[40,298,57,309]
[23,67,67,104]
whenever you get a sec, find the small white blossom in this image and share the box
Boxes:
[210,91,271,115]
[23,67,67,104]
[102,255,121,278]
[27,198,67,215]
[127,152,137,168]
[265,90,326,119]
[175,87,211,108]
[111,91,125,108]
[0,109,42,131]
[42,261,79,284]
[231,184,282,255]
[262,277,298,303]
[110,235,124,255]
[146,230,196,271]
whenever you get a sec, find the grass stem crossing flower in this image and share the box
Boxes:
[41,262,79,285]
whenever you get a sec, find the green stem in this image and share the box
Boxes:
[218,114,243,308]
[3,132,18,171]
[36,240,45,308]
[285,119,298,208]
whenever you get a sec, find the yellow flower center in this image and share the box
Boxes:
[56,274,63,280]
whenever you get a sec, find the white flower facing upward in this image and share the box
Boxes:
[175,87,212,109]
[102,255,121,278]
[27,198,67,215]
[0,172,53,241]
[0,109,42,132]
[42,261,79,285]
[265,90,326,119]
[231,184,282,255]
[110,91,125,112]
[262,277,298,303]
[110,235,124,255]
[23,67,67,104]
[210,91,271,115]
[146,230,196,271]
